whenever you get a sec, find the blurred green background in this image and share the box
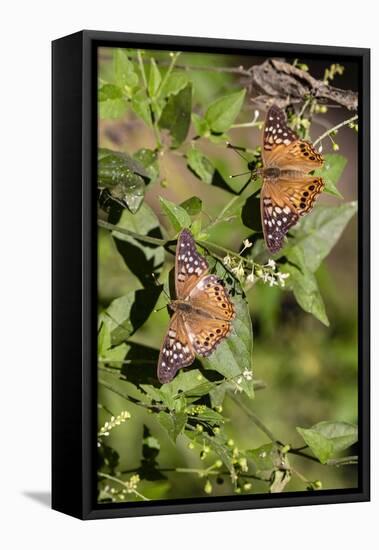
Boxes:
[98,48,358,499]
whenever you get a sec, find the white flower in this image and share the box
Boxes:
[246,271,255,284]
[267,258,276,269]
[243,369,253,381]
[243,239,253,249]
[232,262,245,280]
[269,276,278,287]
[277,272,290,287]
[223,255,232,267]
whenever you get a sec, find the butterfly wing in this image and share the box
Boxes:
[263,105,323,173]
[261,176,324,253]
[189,274,235,321]
[185,316,233,357]
[175,229,208,300]
[185,274,235,357]
[157,312,195,383]
[262,105,297,165]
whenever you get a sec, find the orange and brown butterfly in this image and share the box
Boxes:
[157,229,235,384]
[259,105,324,253]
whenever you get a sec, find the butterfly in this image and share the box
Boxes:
[260,105,324,253]
[157,229,235,383]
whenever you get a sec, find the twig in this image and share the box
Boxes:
[227,391,281,444]
[326,455,358,467]
[313,114,358,146]
[98,219,167,246]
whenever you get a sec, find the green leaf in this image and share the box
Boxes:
[157,411,188,442]
[98,148,149,213]
[98,321,111,356]
[314,154,347,198]
[297,421,358,463]
[187,406,224,426]
[290,202,357,273]
[284,247,329,326]
[180,196,203,216]
[99,286,162,346]
[202,261,254,398]
[148,58,162,97]
[191,113,210,137]
[112,202,165,287]
[186,147,214,184]
[113,49,139,90]
[205,89,246,133]
[246,443,290,481]
[163,369,207,395]
[159,83,192,148]
[131,89,151,126]
[133,148,159,183]
[159,196,192,232]
[296,427,333,464]
[160,71,189,98]
[99,342,128,367]
[98,84,128,119]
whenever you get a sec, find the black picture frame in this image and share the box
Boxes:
[52,30,370,520]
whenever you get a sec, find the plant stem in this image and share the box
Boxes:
[326,455,358,467]
[98,219,167,246]
[227,391,280,444]
[157,51,181,96]
[98,218,255,271]
[98,472,149,501]
[137,49,162,149]
[205,195,242,232]
[288,449,320,464]
[313,114,358,146]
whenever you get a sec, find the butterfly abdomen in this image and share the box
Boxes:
[263,167,281,179]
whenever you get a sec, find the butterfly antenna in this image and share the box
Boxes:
[229,171,251,179]
[151,272,171,304]
[226,142,249,162]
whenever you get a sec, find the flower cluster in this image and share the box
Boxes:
[98,410,131,442]
[223,245,290,289]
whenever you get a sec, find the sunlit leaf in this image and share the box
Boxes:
[131,89,151,126]
[283,246,329,326]
[297,421,358,463]
[98,148,149,213]
[98,84,128,119]
[191,113,210,137]
[113,48,139,90]
[289,202,357,272]
[99,286,162,346]
[314,154,347,198]
[157,411,188,442]
[133,148,159,182]
[180,196,203,216]
[187,147,214,184]
[205,89,246,133]
[201,260,254,398]
[160,71,189,98]
[148,58,162,97]
[159,196,192,232]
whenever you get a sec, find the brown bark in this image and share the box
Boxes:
[244,59,358,111]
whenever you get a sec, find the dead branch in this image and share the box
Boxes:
[244,59,358,111]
